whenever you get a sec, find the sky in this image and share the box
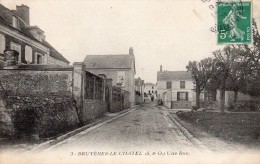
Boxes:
[1,0,260,83]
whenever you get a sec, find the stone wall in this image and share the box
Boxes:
[110,101,122,113]
[82,100,107,123]
[0,63,132,138]
[216,90,259,107]
[135,94,142,105]
[0,69,73,97]
[1,96,79,138]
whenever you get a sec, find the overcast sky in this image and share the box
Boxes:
[1,0,260,83]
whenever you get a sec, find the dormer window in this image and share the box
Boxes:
[12,16,18,28]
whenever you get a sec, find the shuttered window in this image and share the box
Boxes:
[177,92,188,101]
[166,81,172,89]
[180,81,185,89]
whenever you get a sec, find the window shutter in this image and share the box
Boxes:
[177,92,180,101]
[186,92,188,101]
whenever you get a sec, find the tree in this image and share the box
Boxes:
[239,19,260,96]
[213,45,240,112]
[212,19,260,111]
[186,58,216,109]
[225,61,251,104]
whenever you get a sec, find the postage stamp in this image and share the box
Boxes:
[217,1,251,44]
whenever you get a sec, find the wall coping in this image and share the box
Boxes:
[0,67,74,71]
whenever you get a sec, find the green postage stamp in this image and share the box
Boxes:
[217,1,251,44]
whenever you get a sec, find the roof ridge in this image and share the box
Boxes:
[43,40,70,63]
[86,54,130,56]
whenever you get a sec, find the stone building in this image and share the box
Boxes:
[157,65,200,109]
[83,48,136,106]
[0,4,69,68]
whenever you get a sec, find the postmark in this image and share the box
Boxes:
[217,1,251,44]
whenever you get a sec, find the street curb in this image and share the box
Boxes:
[28,105,139,152]
[159,106,209,150]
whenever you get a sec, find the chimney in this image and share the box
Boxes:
[129,47,134,55]
[16,5,30,26]
[160,65,162,72]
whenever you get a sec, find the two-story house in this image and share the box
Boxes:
[83,47,136,106]
[0,4,69,68]
[157,65,197,109]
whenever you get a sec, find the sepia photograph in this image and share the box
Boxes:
[0,0,260,163]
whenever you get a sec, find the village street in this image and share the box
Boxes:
[48,103,197,153]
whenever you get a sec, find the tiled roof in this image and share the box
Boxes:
[157,71,192,81]
[0,4,9,12]
[0,4,69,64]
[42,41,70,63]
[83,55,134,69]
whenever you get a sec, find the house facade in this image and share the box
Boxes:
[143,83,158,100]
[157,65,198,109]
[83,48,136,106]
[0,4,69,68]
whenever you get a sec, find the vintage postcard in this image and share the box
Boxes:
[0,0,260,163]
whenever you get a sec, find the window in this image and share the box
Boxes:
[0,34,5,54]
[166,81,172,89]
[37,55,42,64]
[180,81,185,89]
[25,46,33,64]
[152,86,154,89]
[35,53,44,64]
[177,92,188,101]
[12,16,18,28]
[152,90,154,93]
[10,42,21,63]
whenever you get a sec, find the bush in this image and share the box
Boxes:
[7,96,79,138]
[13,106,40,137]
[227,101,260,112]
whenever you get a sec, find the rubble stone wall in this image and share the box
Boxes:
[0,69,73,97]
[110,101,122,113]
[0,68,79,138]
[82,100,107,123]
[3,96,79,138]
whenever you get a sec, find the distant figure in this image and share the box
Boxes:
[151,95,154,102]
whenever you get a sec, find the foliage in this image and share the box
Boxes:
[187,19,260,112]
[186,57,216,108]
[8,96,79,138]
[227,101,260,112]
